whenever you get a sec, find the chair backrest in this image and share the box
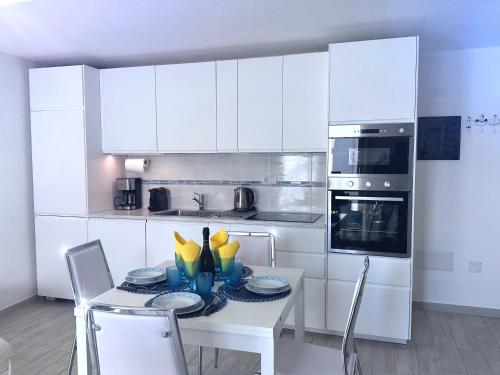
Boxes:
[341,256,369,375]
[86,304,189,375]
[65,240,114,306]
[227,231,276,267]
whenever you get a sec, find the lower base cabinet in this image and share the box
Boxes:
[35,215,88,300]
[327,280,411,341]
[285,278,326,330]
[88,218,146,285]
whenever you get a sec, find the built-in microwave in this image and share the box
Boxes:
[328,124,414,185]
[328,189,412,257]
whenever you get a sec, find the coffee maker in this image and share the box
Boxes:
[114,178,142,210]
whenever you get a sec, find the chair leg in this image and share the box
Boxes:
[214,348,219,368]
[8,360,12,375]
[198,346,203,375]
[67,335,77,375]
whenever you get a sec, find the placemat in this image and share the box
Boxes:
[144,292,228,318]
[214,265,253,282]
[117,280,189,294]
[218,283,291,303]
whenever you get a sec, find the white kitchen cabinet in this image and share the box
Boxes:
[156,62,216,152]
[286,278,326,330]
[35,216,88,300]
[29,65,84,110]
[327,280,411,341]
[100,66,157,153]
[328,253,411,287]
[329,37,418,124]
[146,220,209,267]
[216,60,238,152]
[276,251,325,279]
[88,218,146,284]
[237,56,283,152]
[283,52,328,151]
[274,226,326,254]
[31,109,88,216]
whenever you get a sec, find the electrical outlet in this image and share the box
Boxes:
[469,261,482,274]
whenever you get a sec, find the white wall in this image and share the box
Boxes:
[0,52,36,310]
[414,46,500,309]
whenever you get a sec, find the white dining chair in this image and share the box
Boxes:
[85,304,189,375]
[227,231,276,267]
[273,256,369,375]
[205,231,276,373]
[65,240,115,375]
[0,337,12,375]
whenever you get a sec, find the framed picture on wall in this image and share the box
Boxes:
[417,116,461,160]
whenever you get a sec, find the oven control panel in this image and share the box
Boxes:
[328,177,412,191]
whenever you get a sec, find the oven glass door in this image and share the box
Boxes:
[330,190,409,256]
[329,137,410,175]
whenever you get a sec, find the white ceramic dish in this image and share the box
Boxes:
[247,275,289,290]
[126,267,166,285]
[152,292,202,312]
[245,283,291,295]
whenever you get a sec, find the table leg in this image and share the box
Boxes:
[261,337,277,375]
[75,313,89,374]
[294,278,305,342]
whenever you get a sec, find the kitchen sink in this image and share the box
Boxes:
[153,209,221,218]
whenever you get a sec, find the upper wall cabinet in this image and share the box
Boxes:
[156,62,217,152]
[238,56,283,152]
[100,66,157,153]
[283,52,328,151]
[329,37,418,124]
[216,60,238,152]
[29,65,84,110]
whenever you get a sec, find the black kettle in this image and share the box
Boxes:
[233,187,255,211]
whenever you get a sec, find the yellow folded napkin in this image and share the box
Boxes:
[218,240,240,259]
[179,239,201,262]
[174,231,186,254]
[210,228,228,250]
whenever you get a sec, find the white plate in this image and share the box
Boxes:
[127,267,165,280]
[176,300,206,316]
[245,283,291,295]
[152,292,202,312]
[247,276,289,291]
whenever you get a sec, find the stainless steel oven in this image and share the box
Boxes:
[328,123,414,191]
[328,189,412,257]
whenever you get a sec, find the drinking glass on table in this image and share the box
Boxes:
[195,272,213,296]
[183,259,200,291]
[227,261,243,287]
[166,266,182,289]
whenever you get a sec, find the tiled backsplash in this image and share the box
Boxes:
[127,153,326,212]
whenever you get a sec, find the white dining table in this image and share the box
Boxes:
[74,261,305,375]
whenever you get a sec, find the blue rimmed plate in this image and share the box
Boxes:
[151,292,204,313]
[125,267,166,285]
[245,275,290,295]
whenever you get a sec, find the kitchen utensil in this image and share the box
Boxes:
[233,187,255,211]
[148,187,169,212]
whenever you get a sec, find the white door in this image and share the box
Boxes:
[88,218,146,285]
[146,220,209,267]
[216,60,238,152]
[31,109,87,215]
[156,62,216,152]
[35,216,88,299]
[327,280,411,340]
[286,278,326,330]
[237,56,283,152]
[29,66,84,110]
[100,66,157,153]
[329,37,418,124]
[283,52,328,151]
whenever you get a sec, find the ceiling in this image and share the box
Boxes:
[0,0,499,68]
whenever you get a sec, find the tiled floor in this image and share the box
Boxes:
[1,298,500,374]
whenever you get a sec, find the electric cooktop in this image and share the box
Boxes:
[247,211,322,223]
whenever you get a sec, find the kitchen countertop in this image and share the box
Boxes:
[88,208,326,228]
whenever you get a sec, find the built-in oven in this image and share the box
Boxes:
[328,123,414,191]
[328,189,412,257]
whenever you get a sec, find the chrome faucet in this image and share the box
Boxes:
[193,193,205,211]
